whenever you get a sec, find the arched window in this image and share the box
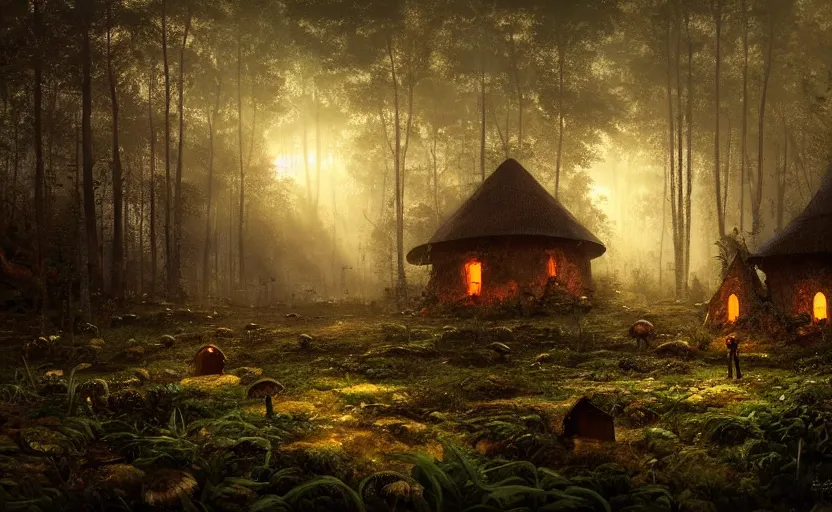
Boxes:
[465,260,482,296]
[728,294,739,322]
[547,255,557,278]
[813,292,828,322]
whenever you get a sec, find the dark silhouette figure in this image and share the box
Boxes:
[726,334,741,379]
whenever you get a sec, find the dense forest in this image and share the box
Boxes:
[2,0,832,312]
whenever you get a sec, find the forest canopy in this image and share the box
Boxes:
[1,0,831,310]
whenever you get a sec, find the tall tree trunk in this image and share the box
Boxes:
[162,0,172,298]
[723,119,732,227]
[99,172,106,274]
[237,28,246,294]
[507,31,523,158]
[172,6,192,299]
[684,8,693,285]
[777,120,787,230]
[479,59,486,182]
[555,38,565,199]
[124,160,131,295]
[139,154,145,296]
[33,0,46,318]
[739,0,748,233]
[107,1,124,301]
[203,78,220,299]
[387,37,406,304]
[228,182,234,295]
[713,0,725,239]
[75,108,91,321]
[665,10,678,297]
[148,63,157,298]
[752,14,773,238]
[659,159,667,290]
[11,111,19,225]
[431,127,440,224]
[81,0,101,293]
[674,8,684,297]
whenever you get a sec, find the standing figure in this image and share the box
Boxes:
[726,334,742,379]
[628,319,655,352]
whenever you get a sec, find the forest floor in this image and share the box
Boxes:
[0,293,831,511]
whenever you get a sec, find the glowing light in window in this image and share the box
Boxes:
[547,255,557,278]
[728,294,739,322]
[814,292,828,322]
[465,261,482,296]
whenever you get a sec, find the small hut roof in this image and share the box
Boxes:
[750,168,832,261]
[407,159,606,265]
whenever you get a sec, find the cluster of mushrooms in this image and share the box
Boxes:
[192,340,287,418]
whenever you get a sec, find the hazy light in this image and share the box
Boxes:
[590,184,611,200]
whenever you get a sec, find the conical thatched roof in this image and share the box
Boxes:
[750,167,832,261]
[407,159,606,264]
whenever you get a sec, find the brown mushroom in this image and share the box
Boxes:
[142,469,198,506]
[247,378,286,418]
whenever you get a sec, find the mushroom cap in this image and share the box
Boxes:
[193,344,226,362]
[142,469,198,505]
[247,378,286,398]
[486,342,512,354]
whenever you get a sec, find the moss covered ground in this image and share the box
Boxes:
[0,295,831,511]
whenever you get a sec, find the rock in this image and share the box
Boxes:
[132,368,151,383]
[381,323,408,341]
[123,346,145,362]
[440,327,461,341]
[89,463,145,497]
[245,323,259,330]
[654,341,693,359]
[229,367,263,385]
[285,313,300,318]
[535,352,552,363]
[486,342,512,356]
[428,411,450,423]
[298,333,313,349]
[215,327,235,339]
[19,427,69,455]
[122,313,138,323]
[373,417,429,443]
[644,427,678,441]
[487,326,514,342]
[160,335,176,348]
[89,338,106,347]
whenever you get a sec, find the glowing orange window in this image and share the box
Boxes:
[547,255,557,278]
[814,292,827,322]
[465,261,482,296]
[728,294,739,322]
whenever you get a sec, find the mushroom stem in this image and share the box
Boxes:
[265,396,274,418]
